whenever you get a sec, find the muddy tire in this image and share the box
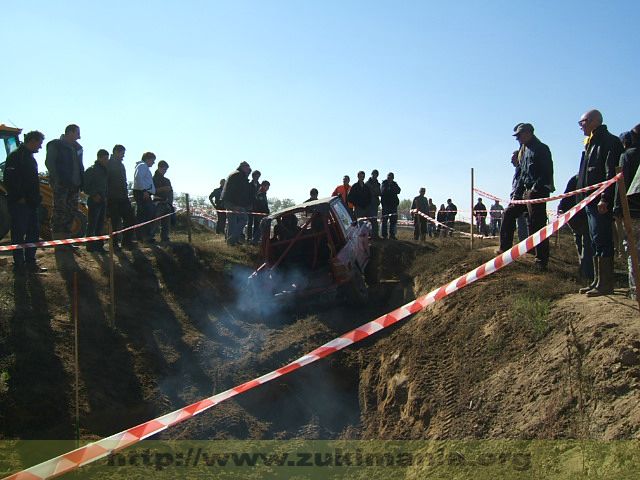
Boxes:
[0,195,9,240]
[343,270,369,306]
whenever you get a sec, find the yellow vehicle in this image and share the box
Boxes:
[0,124,87,241]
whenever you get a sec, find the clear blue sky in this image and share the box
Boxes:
[2,0,638,221]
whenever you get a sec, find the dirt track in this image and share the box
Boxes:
[1,228,639,444]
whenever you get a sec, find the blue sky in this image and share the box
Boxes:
[2,0,638,220]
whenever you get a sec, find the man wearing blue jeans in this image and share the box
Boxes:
[499,123,554,270]
[133,152,157,244]
[380,172,401,240]
[4,130,47,273]
[576,110,624,296]
[221,161,252,245]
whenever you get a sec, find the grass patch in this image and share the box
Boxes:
[513,293,551,340]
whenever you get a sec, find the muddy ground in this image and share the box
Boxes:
[0,224,639,449]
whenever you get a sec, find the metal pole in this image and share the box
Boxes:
[107,220,115,327]
[186,193,192,243]
[470,168,474,250]
[615,166,640,311]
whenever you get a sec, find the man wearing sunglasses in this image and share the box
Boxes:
[576,109,624,296]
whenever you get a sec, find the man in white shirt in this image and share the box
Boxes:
[133,152,157,244]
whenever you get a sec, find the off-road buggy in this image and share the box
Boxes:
[249,197,374,306]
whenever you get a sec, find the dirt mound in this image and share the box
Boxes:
[1,230,638,448]
[358,234,640,441]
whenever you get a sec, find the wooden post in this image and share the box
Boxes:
[186,193,192,244]
[615,166,640,311]
[470,168,474,250]
[107,220,115,327]
[73,272,80,446]
[555,211,560,247]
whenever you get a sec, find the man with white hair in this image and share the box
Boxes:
[576,109,624,296]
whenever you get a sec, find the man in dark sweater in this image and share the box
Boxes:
[106,144,136,250]
[380,172,401,239]
[4,130,46,273]
[411,188,429,241]
[83,149,110,252]
[499,123,554,270]
[45,124,83,241]
[347,171,371,224]
[614,128,640,298]
[221,161,252,245]
[209,179,226,234]
[576,110,623,296]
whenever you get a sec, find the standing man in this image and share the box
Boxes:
[209,179,226,235]
[45,124,84,242]
[615,128,640,299]
[365,169,381,238]
[222,161,252,246]
[132,152,157,244]
[106,144,136,250]
[445,198,457,236]
[498,123,554,270]
[380,172,401,240]
[83,149,110,253]
[347,171,371,223]
[4,130,46,273]
[490,200,504,237]
[510,148,529,242]
[247,170,261,241]
[332,175,352,212]
[252,180,270,244]
[473,198,488,236]
[153,160,174,245]
[411,187,429,241]
[576,109,624,296]
[559,174,593,283]
[427,198,437,237]
[305,188,319,203]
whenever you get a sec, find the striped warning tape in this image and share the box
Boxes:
[0,210,178,252]
[474,177,611,206]
[410,209,472,237]
[2,173,619,480]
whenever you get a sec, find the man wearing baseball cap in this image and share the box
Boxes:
[498,123,555,270]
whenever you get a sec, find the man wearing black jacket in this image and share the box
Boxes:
[4,131,46,273]
[209,179,226,234]
[380,172,401,240]
[221,161,252,245]
[499,123,554,270]
[83,149,110,252]
[347,171,371,223]
[576,110,624,296]
[614,128,640,298]
[45,124,83,241]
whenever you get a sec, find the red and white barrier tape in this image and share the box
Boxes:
[472,188,505,203]
[0,210,178,252]
[410,209,472,237]
[474,177,612,206]
[3,174,619,480]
